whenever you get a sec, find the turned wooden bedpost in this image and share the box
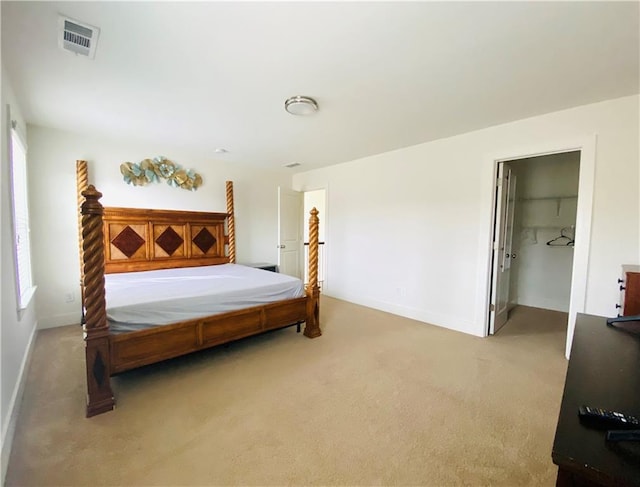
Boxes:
[225,180,236,263]
[304,207,321,338]
[76,160,88,324]
[81,185,115,417]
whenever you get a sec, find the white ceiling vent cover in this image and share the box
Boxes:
[58,16,100,59]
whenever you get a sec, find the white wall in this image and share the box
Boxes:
[293,95,640,337]
[509,153,580,312]
[1,65,38,484]
[27,126,293,328]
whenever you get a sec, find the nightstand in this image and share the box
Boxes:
[240,262,278,272]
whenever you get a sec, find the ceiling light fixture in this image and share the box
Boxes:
[284,96,318,115]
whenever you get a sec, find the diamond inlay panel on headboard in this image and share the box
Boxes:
[191,225,221,256]
[109,224,147,260]
[193,228,216,254]
[154,225,185,258]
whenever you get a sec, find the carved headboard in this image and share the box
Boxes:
[103,207,230,273]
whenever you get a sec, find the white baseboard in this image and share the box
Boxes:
[323,290,481,337]
[515,295,569,313]
[1,323,38,485]
[38,311,80,329]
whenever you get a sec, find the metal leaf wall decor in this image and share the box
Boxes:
[120,156,203,191]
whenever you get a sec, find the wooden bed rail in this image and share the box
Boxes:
[80,182,321,417]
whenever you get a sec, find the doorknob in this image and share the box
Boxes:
[277,244,286,249]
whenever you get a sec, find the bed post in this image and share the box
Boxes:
[81,185,115,417]
[76,160,88,324]
[225,180,236,263]
[304,207,321,338]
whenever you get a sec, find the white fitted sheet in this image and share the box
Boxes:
[105,264,305,333]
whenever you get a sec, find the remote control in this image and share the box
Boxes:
[606,430,640,442]
[578,405,640,430]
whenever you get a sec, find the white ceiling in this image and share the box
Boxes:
[2,1,639,171]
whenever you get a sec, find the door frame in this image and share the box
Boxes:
[477,136,596,358]
[488,162,517,335]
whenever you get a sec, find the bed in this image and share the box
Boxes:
[76,160,321,417]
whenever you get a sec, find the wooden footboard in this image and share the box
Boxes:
[110,297,308,373]
[80,182,321,417]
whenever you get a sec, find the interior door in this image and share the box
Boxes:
[278,187,303,278]
[489,162,517,334]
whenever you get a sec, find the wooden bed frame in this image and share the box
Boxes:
[76,160,321,417]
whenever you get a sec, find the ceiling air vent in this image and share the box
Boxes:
[283,162,301,168]
[58,16,100,59]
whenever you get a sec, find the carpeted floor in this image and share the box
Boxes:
[5,298,568,486]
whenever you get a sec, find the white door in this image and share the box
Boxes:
[489,162,517,334]
[278,187,303,278]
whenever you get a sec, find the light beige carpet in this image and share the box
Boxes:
[5,298,568,486]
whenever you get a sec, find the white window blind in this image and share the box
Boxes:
[10,123,36,309]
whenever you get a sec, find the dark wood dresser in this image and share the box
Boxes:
[619,265,640,316]
[552,314,640,486]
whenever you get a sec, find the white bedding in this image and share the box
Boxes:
[105,264,305,333]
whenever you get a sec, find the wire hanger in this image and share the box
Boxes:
[547,227,574,247]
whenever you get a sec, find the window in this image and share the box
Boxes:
[9,120,35,309]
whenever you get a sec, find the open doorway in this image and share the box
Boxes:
[488,151,580,335]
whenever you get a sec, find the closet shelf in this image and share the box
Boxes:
[521,225,575,230]
[519,195,578,201]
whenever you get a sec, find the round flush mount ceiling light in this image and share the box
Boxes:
[284,96,318,115]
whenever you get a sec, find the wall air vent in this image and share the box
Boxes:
[58,15,100,59]
[283,162,301,168]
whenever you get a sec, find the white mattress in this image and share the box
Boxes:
[105,264,305,333]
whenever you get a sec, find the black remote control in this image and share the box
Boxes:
[578,405,640,429]
[606,430,640,442]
